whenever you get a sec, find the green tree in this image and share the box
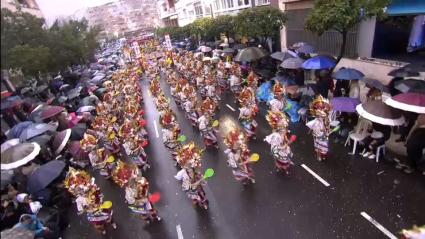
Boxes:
[305,0,390,62]
[1,8,47,69]
[6,44,51,75]
[235,7,287,51]
[1,8,100,81]
[211,15,236,40]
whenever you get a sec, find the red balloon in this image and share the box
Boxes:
[149,192,161,204]
[290,135,297,142]
[139,119,146,127]
[141,140,149,148]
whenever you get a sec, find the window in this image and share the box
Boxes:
[214,0,219,10]
[194,2,203,16]
[183,9,187,18]
[205,5,211,14]
[238,0,243,6]
[257,0,269,5]
[244,0,250,5]
[227,0,234,8]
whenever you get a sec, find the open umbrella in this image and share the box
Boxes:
[385,92,425,114]
[363,78,390,93]
[28,104,47,122]
[70,123,87,141]
[27,160,66,193]
[79,95,99,107]
[302,55,336,69]
[67,86,83,100]
[1,138,20,153]
[40,106,65,120]
[68,141,88,160]
[296,44,316,54]
[222,48,235,54]
[30,85,48,95]
[291,42,308,49]
[1,96,24,110]
[331,97,361,112]
[94,87,107,98]
[77,105,96,113]
[234,47,267,62]
[1,227,35,239]
[270,50,297,61]
[6,121,33,139]
[394,79,425,93]
[356,101,404,126]
[59,84,71,91]
[1,142,41,170]
[332,68,365,80]
[198,46,212,53]
[52,129,72,155]
[388,66,420,77]
[19,123,58,142]
[233,44,245,50]
[280,57,305,69]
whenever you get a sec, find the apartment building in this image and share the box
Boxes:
[1,0,43,18]
[157,0,278,27]
[86,0,159,39]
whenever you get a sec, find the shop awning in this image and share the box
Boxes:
[386,0,425,16]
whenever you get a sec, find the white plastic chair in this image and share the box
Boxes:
[344,118,372,155]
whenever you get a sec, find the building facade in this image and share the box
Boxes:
[1,0,43,18]
[158,0,278,27]
[86,0,159,39]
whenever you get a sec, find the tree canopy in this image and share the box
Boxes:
[305,0,390,61]
[155,6,286,42]
[1,8,100,77]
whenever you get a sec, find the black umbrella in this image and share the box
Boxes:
[363,78,390,93]
[19,123,58,142]
[70,123,87,141]
[232,44,245,50]
[388,66,420,77]
[27,160,66,193]
[394,79,425,93]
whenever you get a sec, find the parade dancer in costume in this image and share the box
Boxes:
[86,201,117,235]
[125,177,161,224]
[183,94,199,128]
[217,62,229,91]
[306,95,332,161]
[223,129,256,184]
[175,142,209,209]
[264,111,294,174]
[197,100,219,148]
[238,88,258,139]
[269,81,287,113]
[205,75,221,104]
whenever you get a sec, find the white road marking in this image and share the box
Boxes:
[153,120,159,138]
[360,212,397,239]
[176,224,184,239]
[301,164,330,187]
[226,104,236,111]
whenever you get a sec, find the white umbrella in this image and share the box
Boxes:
[1,142,41,170]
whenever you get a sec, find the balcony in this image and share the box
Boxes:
[159,7,177,19]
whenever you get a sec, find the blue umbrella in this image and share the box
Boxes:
[332,68,365,80]
[27,160,66,193]
[302,55,336,69]
[6,121,33,139]
[296,44,316,54]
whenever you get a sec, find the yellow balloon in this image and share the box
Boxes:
[212,120,219,127]
[250,153,260,162]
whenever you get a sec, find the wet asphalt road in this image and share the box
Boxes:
[63,74,425,239]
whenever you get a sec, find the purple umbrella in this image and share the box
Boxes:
[331,97,361,112]
[385,92,425,114]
